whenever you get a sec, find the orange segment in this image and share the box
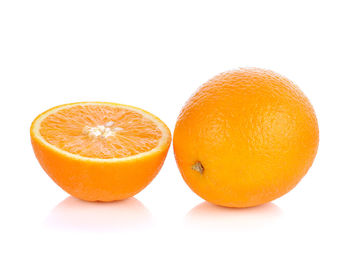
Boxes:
[30,102,171,201]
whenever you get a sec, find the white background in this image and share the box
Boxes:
[1,0,349,265]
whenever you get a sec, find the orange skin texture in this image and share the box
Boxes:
[173,68,319,207]
[31,103,171,202]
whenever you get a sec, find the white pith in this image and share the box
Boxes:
[82,122,123,139]
[32,102,170,162]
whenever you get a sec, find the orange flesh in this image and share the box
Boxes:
[39,104,162,159]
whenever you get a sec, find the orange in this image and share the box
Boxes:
[173,68,319,208]
[31,102,171,201]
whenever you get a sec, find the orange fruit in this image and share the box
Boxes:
[173,68,319,208]
[31,102,171,201]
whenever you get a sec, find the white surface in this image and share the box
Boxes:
[0,1,349,265]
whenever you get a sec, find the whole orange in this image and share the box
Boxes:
[173,68,319,207]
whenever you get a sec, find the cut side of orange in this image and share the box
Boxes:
[33,102,169,160]
[31,102,171,201]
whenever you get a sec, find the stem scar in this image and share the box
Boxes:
[192,161,204,174]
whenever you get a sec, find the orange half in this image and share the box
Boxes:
[30,102,171,201]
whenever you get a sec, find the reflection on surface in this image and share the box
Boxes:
[186,201,283,231]
[46,196,153,232]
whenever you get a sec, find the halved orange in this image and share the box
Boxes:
[30,102,171,201]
